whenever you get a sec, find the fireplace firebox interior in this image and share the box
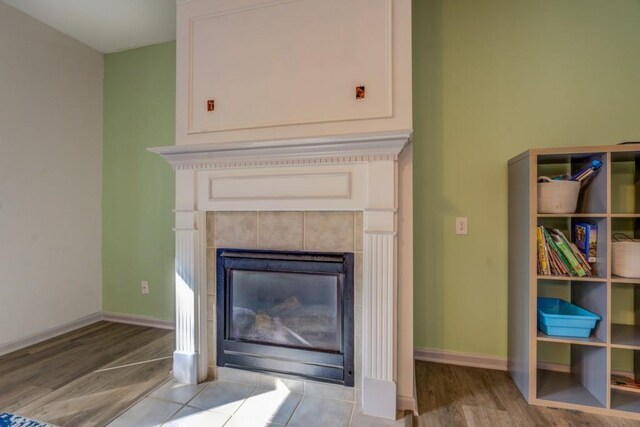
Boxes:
[216,249,354,386]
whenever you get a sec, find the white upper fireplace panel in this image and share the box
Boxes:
[189,0,392,133]
[176,0,412,145]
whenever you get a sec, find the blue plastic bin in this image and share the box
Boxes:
[537,297,601,338]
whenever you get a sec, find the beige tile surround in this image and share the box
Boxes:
[205,211,364,397]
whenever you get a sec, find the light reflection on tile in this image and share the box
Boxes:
[258,375,305,395]
[164,405,229,427]
[188,381,255,415]
[149,379,207,405]
[233,387,301,424]
[224,415,285,427]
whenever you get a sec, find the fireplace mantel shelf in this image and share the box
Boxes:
[148,130,412,170]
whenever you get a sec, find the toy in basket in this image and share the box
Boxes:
[537,177,580,214]
[612,233,640,279]
[536,159,602,214]
[537,297,600,338]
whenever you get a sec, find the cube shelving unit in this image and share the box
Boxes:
[508,144,640,419]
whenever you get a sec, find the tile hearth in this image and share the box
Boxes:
[108,369,411,427]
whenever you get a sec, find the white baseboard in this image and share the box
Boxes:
[397,394,417,414]
[415,352,633,379]
[0,312,103,357]
[101,312,175,330]
[414,347,507,371]
[0,311,175,357]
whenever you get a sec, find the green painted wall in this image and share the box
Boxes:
[101,1,640,355]
[413,0,640,357]
[103,42,176,320]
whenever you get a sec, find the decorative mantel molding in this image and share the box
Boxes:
[149,129,412,420]
[147,130,412,170]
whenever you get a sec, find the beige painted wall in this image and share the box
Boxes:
[0,3,103,348]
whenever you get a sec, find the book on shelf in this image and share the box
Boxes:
[542,227,578,276]
[570,242,592,274]
[537,226,593,277]
[611,374,640,390]
[574,222,597,263]
[537,227,549,275]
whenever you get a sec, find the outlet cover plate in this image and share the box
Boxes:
[456,217,468,235]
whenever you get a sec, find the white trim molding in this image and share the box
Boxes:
[147,130,412,170]
[208,172,352,201]
[101,312,175,330]
[0,312,175,358]
[397,394,417,414]
[414,347,508,371]
[0,312,103,357]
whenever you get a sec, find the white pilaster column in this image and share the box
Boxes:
[173,169,208,384]
[362,160,398,420]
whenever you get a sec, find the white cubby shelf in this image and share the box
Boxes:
[509,144,640,420]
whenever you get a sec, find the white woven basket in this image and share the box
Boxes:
[537,178,581,214]
[612,235,640,278]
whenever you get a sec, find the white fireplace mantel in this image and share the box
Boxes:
[149,129,412,420]
[148,130,411,169]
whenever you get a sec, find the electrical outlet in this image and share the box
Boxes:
[141,280,150,295]
[456,217,468,235]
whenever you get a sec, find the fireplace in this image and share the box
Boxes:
[148,131,414,419]
[216,249,354,386]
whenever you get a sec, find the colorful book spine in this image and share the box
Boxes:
[542,227,577,276]
[547,247,565,275]
[570,242,592,275]
[537,227,550,275]
[556,228,591,275]
[574,222,597,263]
[542,228,551,275]
[551,229,587,277]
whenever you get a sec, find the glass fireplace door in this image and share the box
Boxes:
[229,270,342,352]
[216,249,354,386]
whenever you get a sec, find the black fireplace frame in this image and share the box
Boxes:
[216,248,354,386]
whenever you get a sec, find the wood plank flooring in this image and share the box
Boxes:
[415,361,640,426]
[0,321,174,426]
[5,324,640,426]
